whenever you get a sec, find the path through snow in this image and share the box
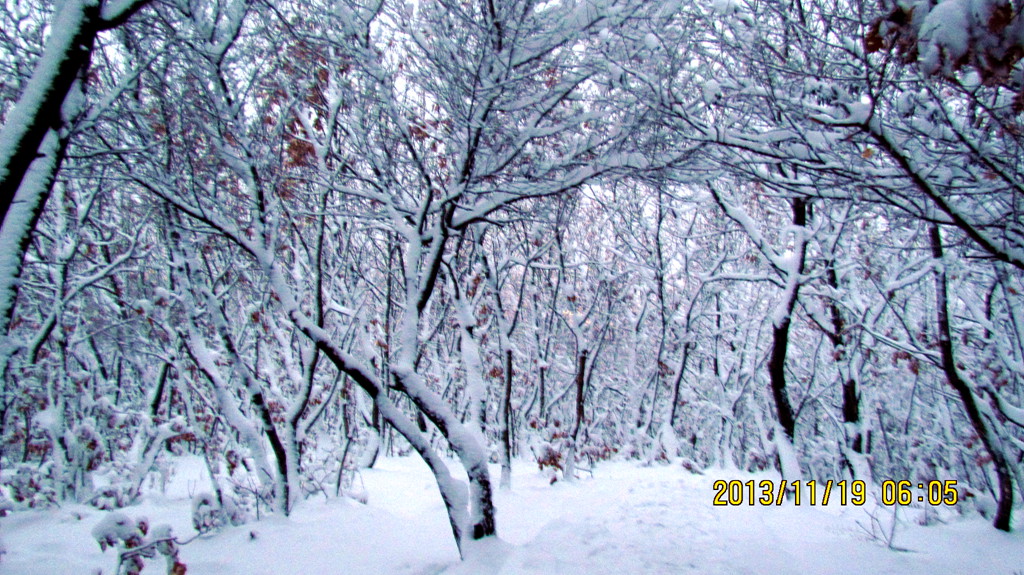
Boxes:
[2,457,1021,574]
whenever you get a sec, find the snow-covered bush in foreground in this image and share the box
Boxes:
[92,512,186,575]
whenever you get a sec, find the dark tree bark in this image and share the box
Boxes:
[500,348,513,486]
[669,342,691,427]
[0,5,99,216]
[767,198,806,441]
[149,363,170,417]
[931,225,1014,531]
[572,350,587,447]
[824,256,866,478]
[564,348,588,481]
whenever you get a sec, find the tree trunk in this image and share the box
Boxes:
[564,349,588,482]
[0,0,99,220]
[0,0,149,353]
[931,225,1013,531]
[499,348,513,488]
[538,365,547,422]
[767,198,806,442]
[825,258,868,480]
[766,198,807,485]
[669,342,691,427]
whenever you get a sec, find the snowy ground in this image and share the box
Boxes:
[2,457,1022,574]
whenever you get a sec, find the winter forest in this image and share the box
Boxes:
[2,0,1024,572]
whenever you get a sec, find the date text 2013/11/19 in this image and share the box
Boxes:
[711,479,960,506]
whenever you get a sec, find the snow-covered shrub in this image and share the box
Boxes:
[534,442,563,472]
[74,415,192,511]
[92,512,146,575]
[868,0,1024,84]
[533,442,563,484]
[4,463,57,508]
[959,484,999,520]
[527,415,621,483]
[346,480,369,505]
[92,513,187,575]
[93,512,146,553]
[744,451,770,472]
[228,475,272,522]
[678,458,704,475]
[67,421,107,475]
[148,524,188,575]
[580,443,617,464]
[89,486,133,511]
[191,492,225,534]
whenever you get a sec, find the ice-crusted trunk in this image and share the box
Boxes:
[0,130,64,366]
[644,189,671,440]
[276,279,485,552]
[814,205,870,481]
[667,214,706,431]
[716,417,735,469]
[178,296,281,510]
[265,271,332,515]
[931,225,1014,531]
[0,0,95,217]
[268,319,313,515]
[450,287,499,535]
[35,385,69,499]
[208,304,291,516]
[276,187,332,511]
[768,200,805,439]
[533,271,561,424]
[289,314,477,551]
